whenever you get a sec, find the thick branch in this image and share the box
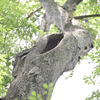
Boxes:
[37,0,75,31]
[74,14,100,19]
[62,0,83,9]
[74,0,83,4]
[26,0,82,20]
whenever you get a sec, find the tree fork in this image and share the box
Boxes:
[5,0,93,100]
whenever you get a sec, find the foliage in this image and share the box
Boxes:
[28,83,54,100]
[15,83,54,100]
[0,0,100,99]
[56,0,66,5]
[85,89,100,100]
[74,0,100,99]
[49,24,60,34]
[65,71,74,79]
[74,0,100,39]
[0,0,43,97]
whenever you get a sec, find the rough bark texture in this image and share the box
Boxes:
[5,0,93,100]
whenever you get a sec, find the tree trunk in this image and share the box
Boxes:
[5,0,93,100]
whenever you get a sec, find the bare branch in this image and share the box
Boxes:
[26,6,43,19]
[74,14,100,19]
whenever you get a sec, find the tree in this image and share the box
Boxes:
[0,0,100,100]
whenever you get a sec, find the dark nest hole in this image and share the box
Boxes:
[42,33,64,53]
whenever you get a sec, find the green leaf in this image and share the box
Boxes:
[49,83,53,88]
[85,80,88,84]
[0,36,4,42]
[48,87,54,91]
[32,91,36,97]
[28,97,37,100]
[0,55,6,62]
[43,83,48,89]
[37,94,41,98]
[39,98,43,100]
[48,91,53,96]
[0,17,4,20]
[93,75,96,79]
[47,96,51,100]
[44,91,47,94]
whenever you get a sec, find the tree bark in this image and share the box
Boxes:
[5,0,93,100]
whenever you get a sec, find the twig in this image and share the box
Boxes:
[26,6,43,19]
[74,14,100,19]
